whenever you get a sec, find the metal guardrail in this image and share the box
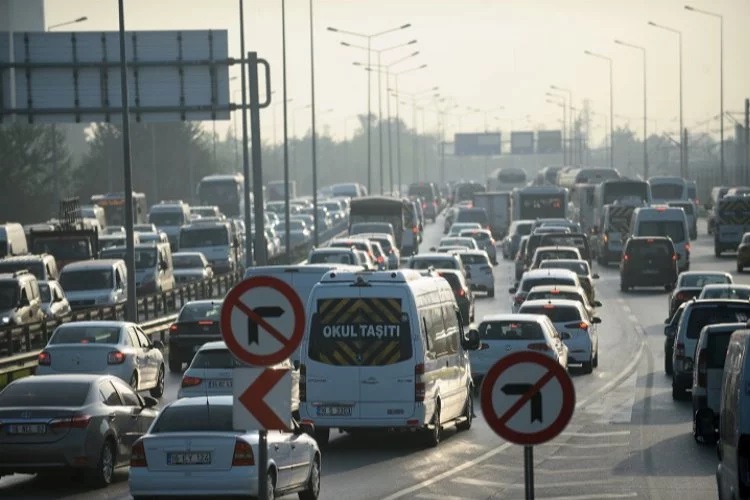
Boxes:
[0,221,348,388]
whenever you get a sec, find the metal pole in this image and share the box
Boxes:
[367,37,372,193]
[745,98,749,186]
[385,68,393,195]
[395,77,403,193]
[678,31,684,178]
[377,52,384,194]
[524,446,535,500]
[719,16,724,184]
[117,0,137,323]
[282,0,291,260]
[562,104,567,165]
[151,126,158,202]
[239,0,253,268]
[249,52,266,266]
[412,99,418,181]
[309,0,319,246]
[643,48,648,179]
[684,128,689,179]
[608,59,614,169]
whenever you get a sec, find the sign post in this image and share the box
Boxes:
[480,351,575,500]
[221,275,305,500]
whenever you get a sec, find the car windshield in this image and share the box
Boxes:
[701,287,750,300]
[310,252,353,264]
[151,404,235,433]
[179,302,222,322]
[411,258,457,270]
[173,254,204,268]
[191,349,241,369]
[0,260,44,280]
[638,221,686,243]
[520,305,582,323]
[679,274,731,287]
[60,270,113,291]
[50,325,121,344]
[479,320,544,340]
[687,306,750,339]
[0,381,90,407]
[0,282,18,309]
[539,261,589,276]
[180,228,229,247]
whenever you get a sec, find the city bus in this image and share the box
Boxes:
[349,196,413,251]
[488,167,528,192]
[592,179,651,223]
[90,192,148,227]
[557,167,620,191]
[197,173,247,218]
[511,186,568,221]
[647,176,688,203]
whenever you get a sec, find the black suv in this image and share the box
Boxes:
[620,237,678,292]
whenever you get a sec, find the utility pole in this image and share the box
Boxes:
[745,98,749,186]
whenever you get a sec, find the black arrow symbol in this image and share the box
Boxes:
[247,306,285,345]
[502,383,543,423]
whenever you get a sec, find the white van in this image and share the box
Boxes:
[148,200,191,250]
[630,206,691,272]
[0,223,28,258]
[58,259,127,309]
[299,270,480,447]
[179,220,236,273]
[100,242,175,295]
[717,328,750,499]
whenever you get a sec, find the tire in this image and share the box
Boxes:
[298,456,321,500]
[313,427,330,448]
[266,471,276,500]
[620,281,628,292]
[592,350,599,368]
[168,356,182,373]
[581,359,593,374]
[738,264,744,273]
[715,246,721,258]
[423,404,441,447]
[672,383,688,401]
[129,372,138,391]
[488,289,495,298]
[87,440,115,487]
[456,391,473,431]
[150,365,165,398]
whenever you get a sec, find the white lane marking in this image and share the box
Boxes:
[546,454,614,460]
[415,494,474,500]
[452,477,508,488]
[543,493,639,500]
[506,479,628,489]
[381,442,514,500]
[560,431,631,437]
[541,442,628,448]
[577,340,644,409]
[482,463,611,475]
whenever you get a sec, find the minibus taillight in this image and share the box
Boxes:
[415,363,426,402]
[697,348,707,387]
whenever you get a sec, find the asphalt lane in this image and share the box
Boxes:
[0,217,728,499]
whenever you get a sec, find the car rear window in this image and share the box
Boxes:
[687,306,750,339]
[702,288,750,300]
[516,223,533,236]
[0,381,90,407]
[521,277,575,292]
[310,252,353,264]
[535,250,579,262]
[460,254,489,265]
[527,291,583,304]
[179,302,222,322]
[438,273,462,289]
[191,349,240,369]
[539,261,589,276]
[410,259,457,270]
[151,405,234,433]
[456,209,488,225]
[706,331,734,369]
[680,274,731,287]
[308,299,412,366]
[479,321,544,341]
[638,221,686,243]
[50,326,121,344]
[629,241,672,258]
[519,305,582,323]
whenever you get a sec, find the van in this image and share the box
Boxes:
[0,223,28,258]
[630,206,690,272]
[0,270,44,327]
[299,270,480,447]
[716,328,750,499]
[99,232,141,251]
[148,200,191,250]
[100,242,175,295]
[692,322,745,444]
[0,254,59,282]
[179,220,237,274]
[667,200,698,240]
[59,259,127,310]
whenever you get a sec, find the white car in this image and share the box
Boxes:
[698,284,750,300]
[178,341,300,415]
[518,299,600,374]
[448,222,482,237]
[438,236,479,251]
[469,313,568,384]
[129,396,321,499]
[173,251,214,284]
[36,321,166,398]
[456,250,495,297]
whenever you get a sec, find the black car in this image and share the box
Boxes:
[436,270,475,326]
[167,299,222,372]
[663,301,687,375]
[620,237,678,292]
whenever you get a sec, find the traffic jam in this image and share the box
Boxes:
[3,171,750,499]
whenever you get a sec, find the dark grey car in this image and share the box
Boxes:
[0,374,158,486]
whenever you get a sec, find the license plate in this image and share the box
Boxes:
[7,424,46,435]
[167,451,211,465]
[317,406,352,416]
[207,379,232,389]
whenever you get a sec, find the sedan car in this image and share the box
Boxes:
[39,279,71,320]
[173,252,214,284]
[459,228,498,264]
[537,259,599,304]
[37,321,165,398]
[128,396,321,500]
[167,300,222,372]
[0,374,158,486]
[698,284,750,300]
[667,271,733,317]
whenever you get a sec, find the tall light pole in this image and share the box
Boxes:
[47,16,88,30]
[546,92,569,163]
[328,24,412,194]
[648,21,684,178]
[309,0,320,246]
[388,73,431,192]
[614,39,648,179]
[584,50,614,168]
[550,86,573,163]
[394,88,440,182]
[685,5,724,184]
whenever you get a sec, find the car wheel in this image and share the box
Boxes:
[313,427,330,448]
[150,365,165,398]
[87,440,115,487]
[665,355,673,376]
[423,404,441,447]
[266,471,276,500]
[488,289,495,298]
[456,391,473,431]
[593,350,599,368]
[168,356,182,373]
[581,359,593,374]
[130,372,138,391]
[298,456,321,500]
[672,383,688,401]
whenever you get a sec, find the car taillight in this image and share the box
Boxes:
[527,343,550,352]
[377,256,385,264]
[673,254,679,261]
[675,342,685,360]
[107,351,126,364]
[130,441,147,467]
[415,363,426,401]
[412,226,418,234]
[422,202,426,209]
[181,376,203,387]
[514,294,526,304]
[456,288,466,297]
[623,254,629,261]
[169,324,178,334]
[232,439,255,466]
[565,322,588,330]
[38,351,51,366]
[685,243,691,253]
[299,363,307,402]
[697,348,707,387]
[50,414,92,430]
[198,320,214,326]
[676,293,685,301]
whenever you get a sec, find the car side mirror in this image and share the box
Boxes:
[463,329,480,351]
[592,273,600,280]
[664,325,676,337]
[664,318,671,325]
[594,300,602,307]
[592,317,602,324]
[295,421,315,437]
[153,340,165,350]
[508,287,517,294]
[142,395,159,408]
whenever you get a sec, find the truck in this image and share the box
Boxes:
[714,195,750,256]
[267,180,297,202]
[472,191,511,239]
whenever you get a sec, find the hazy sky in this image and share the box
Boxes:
[43,0,750,146]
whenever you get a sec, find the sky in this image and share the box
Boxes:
[41,0,750,146]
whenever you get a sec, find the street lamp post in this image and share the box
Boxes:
[648,21,684,178]
[390,65,428,195]
[685,5,724,184]
[394,88,439,183]
[309,0,320,246]
[584,50,614,169]
[614,40,648,178]
[328,24,412,194]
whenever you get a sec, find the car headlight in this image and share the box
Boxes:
[1,317,10,325]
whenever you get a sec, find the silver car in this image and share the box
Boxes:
[0,374,158,486]
[38,280,71,320]
[172,251,214,284]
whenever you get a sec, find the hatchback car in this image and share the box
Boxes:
[698,284,750,300]
[37,321,166,397]
[167,300,223,372]
[172,252,214,284]
[667,271,733,318]
[620,237,678,292]
[510,269,582,313]
[459,228,498,264]
[0,374,158,486]
[456,250,495,297]
[537,259,599,304]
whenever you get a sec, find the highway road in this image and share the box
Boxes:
[0,215,727,499]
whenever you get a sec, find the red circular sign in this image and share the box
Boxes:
[220,276,305,366]
[480,351,575,446]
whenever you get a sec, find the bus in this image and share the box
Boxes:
[90,192,148,227]
[533,166,564,186]
[511,186,568,221]
[557,167,620,191]
[453,182,486,205]
[570,184,597,234]
[488,167,528,192]
[647,176,688,203]
[197,174,247,218]
[349,196,412,250]
[592,179,650,224]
